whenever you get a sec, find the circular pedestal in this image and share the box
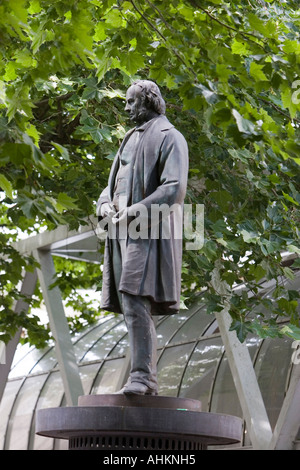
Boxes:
[78,394,202,410]
[36,395,242,451]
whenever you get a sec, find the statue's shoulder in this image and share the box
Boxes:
[153,115,174,132]
[155,116,185,140]
[158,117,187,142]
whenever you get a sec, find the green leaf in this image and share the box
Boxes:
[228,148,252,163]
[0,174,13,199]
[248,264,266,282]
[1,143,32,166]
[104,9,123,28]
[1,0,300,348]
[17,196,37,218]
[205,293,223,315]
[82,82,99,100]
[211,190,232,211]
[238,220,260,243]
[292,259,300,269]
[51,142,70,162]
[96,55,112,81]
[3,62,18,82]
[281,86,297,119]
[282,191,299,206]
[282,267,295,281]
[120,51,145,75]
[14,49,37,68]
[280,324,300,340]
[94,22,107,41]
[56,193,78,211]
[231,39,250,56]
[194,84,219,105]
[9,0,28,22]
[248,13,266,36]
[277,297,298,315]
[31,25,48,54]
[26,124,40,145]
[249,62,267,82]
[287,245,300,255]
[229,319,252,343]
[282,40,300,55]
[28,0,42,14]
[232,109,259,135]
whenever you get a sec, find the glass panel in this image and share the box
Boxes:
[10,343,33,369]
[0,379,23,449]
[210,354,242,417]
[282,270,300,290]
[107,331,128,358]
[28,347,57,375]
[82,320,127,363]
[156,311,191,348]
[8,344,54,378]
[6,375,48,450]
[80,363,101,395]
[91,358,126,394]
[179,338,224,410]
[157,343,195,397]
[74,315,118,361]
[31,371,65,450]
[170,306,213,344]
[210,335,261,418]
[255,336,293,429]
[247,271,300,320]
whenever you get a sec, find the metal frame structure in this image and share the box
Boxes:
[0,217,299,449]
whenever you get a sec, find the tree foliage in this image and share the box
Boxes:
[0,0,300,345]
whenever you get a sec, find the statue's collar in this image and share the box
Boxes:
[123,116,173,143]
[135,115,160,132]
[134,115,173,132]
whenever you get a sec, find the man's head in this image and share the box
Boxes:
[125,80,166,125]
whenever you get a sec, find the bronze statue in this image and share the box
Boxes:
[97,80,189,395]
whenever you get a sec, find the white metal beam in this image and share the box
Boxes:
[14,216,99,255]
[268,362,300,450]
[211,263,273,450]
[215,309,273,449]
[0,270,37,403]
[34,249,83,406]
[0,343,5,365]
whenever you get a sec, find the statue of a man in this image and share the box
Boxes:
[97,80,189,395]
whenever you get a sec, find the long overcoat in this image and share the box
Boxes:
[97,115,189,315]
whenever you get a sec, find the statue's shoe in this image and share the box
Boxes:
[115,382,158,396]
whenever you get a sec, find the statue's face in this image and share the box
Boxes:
[125,85,143,124]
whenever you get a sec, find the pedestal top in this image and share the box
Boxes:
[36,394,243,446]
[78,394,202,411]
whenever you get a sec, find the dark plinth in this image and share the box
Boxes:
[36,395,242,450]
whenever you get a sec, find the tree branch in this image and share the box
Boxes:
[130,0,198,79]
[258,96,300,124]
[130,0,167,41]
[36,92,74,107]
[188,0,268,51]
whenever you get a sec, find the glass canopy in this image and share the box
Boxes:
[0,271,299,450]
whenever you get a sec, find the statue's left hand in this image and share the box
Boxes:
[112,206,137,225]
[112,207,128,225]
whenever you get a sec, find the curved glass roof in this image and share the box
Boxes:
[0,272,299,450]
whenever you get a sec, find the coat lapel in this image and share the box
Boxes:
[132,116,174,203]
[108,128,136,201]
[108,116,174,204]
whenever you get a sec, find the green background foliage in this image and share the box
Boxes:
[0,0,300,345]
